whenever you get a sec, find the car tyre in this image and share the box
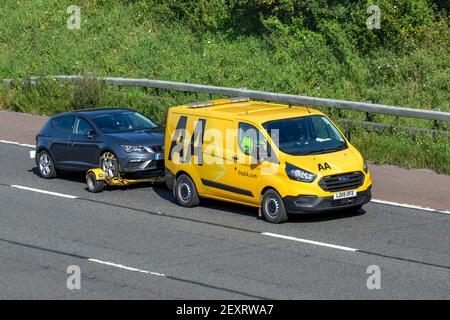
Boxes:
[261,189,288,224]
[86,172,105,193]
[37,150,57,179]
[174,174,200,207]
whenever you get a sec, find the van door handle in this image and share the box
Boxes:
[232,155,239,161]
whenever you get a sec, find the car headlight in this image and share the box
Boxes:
[121,145,147,153]
[285,163,317,183]
[363,160,369,173]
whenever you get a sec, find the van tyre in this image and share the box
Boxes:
[37,151,57,179]
[175,174,200,207]
[261,189,288,224]
[86,172,105,193]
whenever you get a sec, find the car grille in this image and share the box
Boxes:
[145,159,164,170]
[150,145,164,153]
[318,171,364,192]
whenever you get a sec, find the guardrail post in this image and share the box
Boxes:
[366,112,375,122]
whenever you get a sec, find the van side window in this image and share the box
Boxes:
[238,122,271,158]
[74,117,94,135]
[52,115,75,134]
[238,123,258,156]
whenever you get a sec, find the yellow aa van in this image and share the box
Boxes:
[164,98,372,223]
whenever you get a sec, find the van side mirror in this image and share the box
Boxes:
[344,131,351,142]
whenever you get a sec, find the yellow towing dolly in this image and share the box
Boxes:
[86,168,166,193]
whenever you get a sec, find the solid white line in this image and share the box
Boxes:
[88,258,165,277]
[261,232,358,252]
[10,185,78,199]
[371,199,450,215]
[0,139,35,148]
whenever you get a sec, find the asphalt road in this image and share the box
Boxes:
[0,143,449,299]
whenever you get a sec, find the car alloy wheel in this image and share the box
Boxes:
[37,151,57,179]
[100,152,118,179]
[39,153,52,177]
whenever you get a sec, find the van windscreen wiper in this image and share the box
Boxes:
[301,145,346,155]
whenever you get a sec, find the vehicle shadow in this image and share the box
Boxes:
[30,167,88,184]
[29,167,164,193]
[153,185,258,218]
[30,166,366,223]
[152,184,366,222]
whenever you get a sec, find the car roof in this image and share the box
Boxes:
[171,99,324,125]
[52,108,134,118]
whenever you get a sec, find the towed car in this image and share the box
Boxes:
[34,108,165,182]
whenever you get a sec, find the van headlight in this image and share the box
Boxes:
[121,145,147,153]
[285,163,317,183]
[363,160,369,173]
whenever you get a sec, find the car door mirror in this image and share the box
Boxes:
[87,130,96,140]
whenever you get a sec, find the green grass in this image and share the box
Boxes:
[0,0,449,173]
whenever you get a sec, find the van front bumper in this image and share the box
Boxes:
[283,187,372,214]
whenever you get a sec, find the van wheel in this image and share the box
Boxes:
[37,151,57,179]
[175,174,200,207]
[86,172,105,193]
[261,189,288,224]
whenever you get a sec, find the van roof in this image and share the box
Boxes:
[171,98,324,124]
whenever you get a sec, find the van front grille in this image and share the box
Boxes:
[318,171,364,192]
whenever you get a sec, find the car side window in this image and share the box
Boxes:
[52,115,75,134]
[74,117,94,135]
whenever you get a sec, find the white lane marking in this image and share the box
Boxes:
[88,258,165,277]
[0,139,35,148]
[371,199,450,215]
[262,232,358,252]
[10,185,78,199]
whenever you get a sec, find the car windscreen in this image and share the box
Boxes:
[91,112,158,133]
[263,115,347,156]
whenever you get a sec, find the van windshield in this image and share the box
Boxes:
[263,115,347,156]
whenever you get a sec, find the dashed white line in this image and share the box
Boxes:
[10,185,78,199]
[88,258,165,277]
[261,232,358,252]
[371,199,450,215]
[0,139,35,148]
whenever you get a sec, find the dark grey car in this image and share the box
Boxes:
[35,108,165,180]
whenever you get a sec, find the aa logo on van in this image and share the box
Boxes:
[318,162,331,171]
